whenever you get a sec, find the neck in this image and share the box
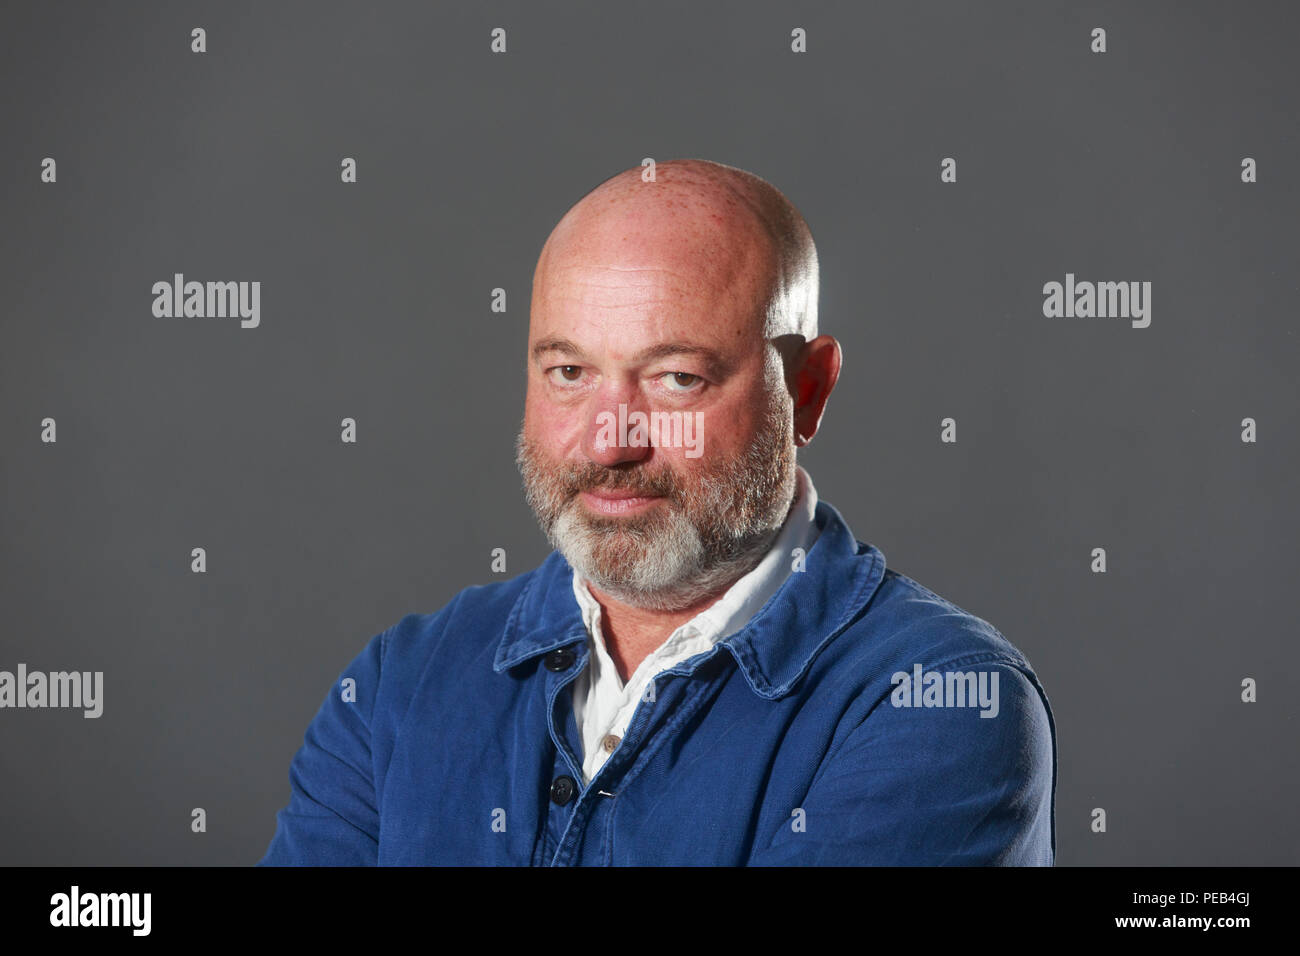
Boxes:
[582,584,720,686]
[579,474,806,683]
[583,533,776,684]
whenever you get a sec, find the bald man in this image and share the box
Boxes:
[259,159,1057,866]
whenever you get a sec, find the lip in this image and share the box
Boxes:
[579,490,665,516]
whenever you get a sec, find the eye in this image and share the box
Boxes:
[660,371,703,392]
[547,365,584,385]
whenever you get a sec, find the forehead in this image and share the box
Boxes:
[530,202,776,351]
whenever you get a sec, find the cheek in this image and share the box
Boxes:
[525,392,582,449]
[524,384,556,427]
[699,399,764,454]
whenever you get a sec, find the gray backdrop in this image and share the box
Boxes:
[1,0,1295,866]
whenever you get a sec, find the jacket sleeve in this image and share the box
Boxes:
[256,627,388,866]
[751,660,1056,866]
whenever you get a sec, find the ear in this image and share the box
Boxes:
[789,335,842,447]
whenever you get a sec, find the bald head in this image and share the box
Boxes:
[534,159,818,342]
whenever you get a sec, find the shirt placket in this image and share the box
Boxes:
[549,647,733,866]
[536,637,590,865]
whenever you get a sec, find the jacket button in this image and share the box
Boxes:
[544,648,576,672]
[549,775,577,805]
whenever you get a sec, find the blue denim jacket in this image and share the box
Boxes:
[258,500,1056,865]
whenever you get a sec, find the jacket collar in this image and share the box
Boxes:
[493,499,886,700]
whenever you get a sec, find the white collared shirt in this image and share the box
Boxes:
[569,466,821,784]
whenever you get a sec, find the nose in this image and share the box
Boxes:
[581,392,653,468]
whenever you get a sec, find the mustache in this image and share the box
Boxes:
[556,461,683,501]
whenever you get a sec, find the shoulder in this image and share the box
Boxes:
[375,554,564,681]
[857,565,1041,678]
[816,557,1056,739]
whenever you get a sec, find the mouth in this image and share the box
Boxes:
[578,489,667,516]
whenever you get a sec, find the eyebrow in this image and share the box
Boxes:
[531,338,732,375]
[531,337,588,362]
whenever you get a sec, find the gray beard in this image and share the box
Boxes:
[516,392,797,612]
[547,493,784,611]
